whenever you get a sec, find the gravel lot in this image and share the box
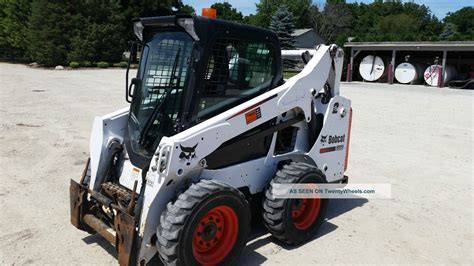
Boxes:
[0,63,472,265]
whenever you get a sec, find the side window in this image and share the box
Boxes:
[197,38,276,120]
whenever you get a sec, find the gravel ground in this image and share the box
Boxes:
[0,63,472,265]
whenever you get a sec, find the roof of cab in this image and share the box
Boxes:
[133,15,280,45]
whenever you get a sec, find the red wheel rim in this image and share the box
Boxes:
[291,198,321,230]
[192,206,238,265]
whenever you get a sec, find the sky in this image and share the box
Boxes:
[183,0,473,19]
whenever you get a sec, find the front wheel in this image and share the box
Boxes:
[157,179,251,265]
[262,162,328,245]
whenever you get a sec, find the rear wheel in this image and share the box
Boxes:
[262,162,328,245]
[157,179,250,265]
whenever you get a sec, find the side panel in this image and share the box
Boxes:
[308,96,351,182]
[89,107,129,191]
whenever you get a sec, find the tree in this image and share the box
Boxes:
[373,13,420,41]
[68,0,126,63]
[313,0,352,44]
[0,0,31,59]
[252,0,314,28]
[270,5,297,69]
[439,23,455,41]
[269,5,295,49]
[178,4,195,15]
[211,2,244,22]
[341,0,442,42]
[28,0,71,65]
[443,7,474,41]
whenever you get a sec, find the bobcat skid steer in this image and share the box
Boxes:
[70,13,352,266]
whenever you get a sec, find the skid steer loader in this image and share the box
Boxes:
[70,13,352,266]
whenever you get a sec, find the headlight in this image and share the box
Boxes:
[133,21,144,41]
[153,145,172,174]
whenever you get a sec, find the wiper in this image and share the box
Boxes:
[138,48,181,145]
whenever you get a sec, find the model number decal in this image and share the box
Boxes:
[245,107,261,124]
[320,145,344,154]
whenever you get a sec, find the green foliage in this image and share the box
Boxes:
[69,61,80,68]
[2,0,188,64]
[251,0,314,28]
[27,0,70,66]
[251,0,443,45]
[179,4,195,15]
[269,6,296,49]
[0,0,469,66]
[211,2,244,22]
[67,0,126,63]
[270,5,297,69]
[81,61,92,67]
[439,23,455,41]
[373,14,420,41]
[112,62,128,68]
[443,7,474,41]
[314,1,351,44]
[0,0,31,59]
[343,1,443,42]
[97,62,109,68]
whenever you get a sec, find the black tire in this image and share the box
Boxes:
[262,162,328,245]
[157,179,251,266]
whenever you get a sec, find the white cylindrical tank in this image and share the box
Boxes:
[423,65,457,86]
[395,62,424,84]
[359,55,385,82]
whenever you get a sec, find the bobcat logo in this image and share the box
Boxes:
[321,135,327,144]
[179,144,198,161]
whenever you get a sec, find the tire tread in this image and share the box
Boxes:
[262,161,326,245]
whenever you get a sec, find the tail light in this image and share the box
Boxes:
[344,108,353,172]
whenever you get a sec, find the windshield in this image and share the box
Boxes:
[128,31,193,158]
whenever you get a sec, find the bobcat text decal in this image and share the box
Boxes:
[320,134,345,145]
[320,134,346,153]
[328,134,345,144]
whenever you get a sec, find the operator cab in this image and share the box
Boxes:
[126,15,283,168]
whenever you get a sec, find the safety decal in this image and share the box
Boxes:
[245,107,261,124]
[226,94,277,121]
